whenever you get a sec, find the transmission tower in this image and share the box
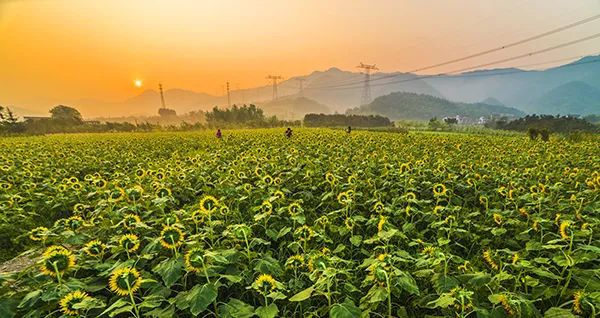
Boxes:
[159,83,167,109]
[356,62,378,106]
[226,82,231,107]
[295,78,306,96]
[266,75,283,100]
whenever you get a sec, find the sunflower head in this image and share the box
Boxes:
[40,246,75,277]
[373,201,385,213]
[294,225,314,242]
[433,183,447,196]
[262,175,273,185]
[184,247,205,273]
[109,267,142,296]
[260,201,273,214]
[29,226,49,241]
[325,172,336,184]
[199,195,219,213]
[273,190,285,200]
[253,274,278,292]
[67,216,84,230]
[288,202,302,215]
[493,213,503,225]
[285,255,305,269]
[84,240,106,257]
[118,234,140,253]
[337,191,351,205]
[159,225,185,249]
[559,221,570,240]
[122,214,141,230]
[59,290,90,316]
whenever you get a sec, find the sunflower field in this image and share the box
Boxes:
[0,129,598,317]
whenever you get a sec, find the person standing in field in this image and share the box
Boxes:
[216,129,222,139]
[285,127,293,138]
[346,126,352,134]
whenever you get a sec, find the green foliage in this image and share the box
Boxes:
[347,92,524,121]
[0,129,599,317]
[303,113,392,127]
[205,104,299,128]
[490,114,599,134]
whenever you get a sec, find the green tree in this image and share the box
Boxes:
[49,105,83,124]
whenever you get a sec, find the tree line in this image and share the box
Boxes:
[485,114,599,133]
[303,113,392,127]
[204,104,299,128]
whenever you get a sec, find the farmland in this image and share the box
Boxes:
[0,129,598,317]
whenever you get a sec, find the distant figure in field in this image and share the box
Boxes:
[216,129,222,139]
[285,127,293,138]
[346,126,352,134]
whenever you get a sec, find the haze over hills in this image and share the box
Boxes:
[256,96,330,120]
[7,55,600,119]
[347,92,524,121]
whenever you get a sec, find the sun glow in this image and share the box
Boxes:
[134,79,143,87]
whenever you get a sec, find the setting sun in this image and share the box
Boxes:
[134,79,143,88]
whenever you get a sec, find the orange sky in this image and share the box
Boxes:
[1,0,600,114]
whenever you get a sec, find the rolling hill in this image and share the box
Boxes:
[257,96,330,120]
[347,92,524,121]
[529,81,600,116]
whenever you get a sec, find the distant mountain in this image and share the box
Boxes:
[421,55,600,115]
[274,67,444,112]
[257,96,330,120]
[481,97,505,107]
[347,92,524,121]
[529,81,600,116]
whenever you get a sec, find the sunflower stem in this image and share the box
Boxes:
[125,278,141,318]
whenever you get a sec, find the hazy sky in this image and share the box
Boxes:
[1,0,600,111]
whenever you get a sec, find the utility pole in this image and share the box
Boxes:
[295,78,306,97]
[356,62,379,106]
[266,75,283,101]
[226,82,231,107]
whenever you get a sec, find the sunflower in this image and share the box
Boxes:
[108,187,125,202]
[59,290,90,316]
[433,183,447,196]
[337,191,351,205]
[135,168,146,178]
[288,202,302,215]
[493,213,503,225]
[119,234,140,253]
[29,226,49,241]
[159,225,185,249]
[325,172,336,184]
[260,201,273,214]
[199,195,219,213]
[109,267,142,297]
[497,294,514,316]
[511,253,519,265]
[253,274,278,292]
[273,190,285,200]
[405,192,417,201]
[219,205,230,215]
[573,290,584,314]
[40,247,75,277]
[184,247,206,273]
[483,249,499,270]
[262,175,273,185]
[122,214,141,230]
[155,187,172,198]
[294,225,314,242]
[373,201,385,213]
[377,215,386,233]
[559,221,570,240]
[73,203,86,215]
[191,209,207,224]
[84,239,106,257]
[285,255,304,269]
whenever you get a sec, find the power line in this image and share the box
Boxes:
[409,13,600,73]
[306,55,600,91]
[307,32,600,90]
[306,13,600,89]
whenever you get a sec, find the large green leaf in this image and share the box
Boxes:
[289,286,315,302]
[330,299,361,318]
[175,283,218,316]
[256,304,278,318]
[153,257,184,288]
[543,307,576,318]
[219,298,255,318]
